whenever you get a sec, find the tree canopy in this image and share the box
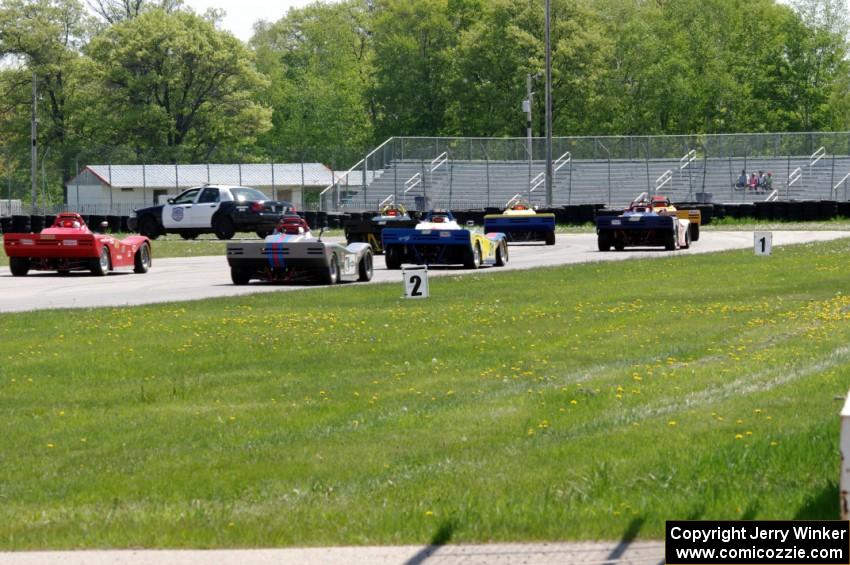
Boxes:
[0,0,848,204]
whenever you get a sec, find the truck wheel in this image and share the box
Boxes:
[598,232,611,252]
[139,216,160,240]
[545,230,556,246]
[358,250,374,282]
[9,257,29,276]
[91,247,110,276]
[214,216,236,240]
[134,242,152,273]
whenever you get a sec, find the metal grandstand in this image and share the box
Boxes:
[320,132,850,211]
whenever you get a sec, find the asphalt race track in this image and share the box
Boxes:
[1,231,848,313]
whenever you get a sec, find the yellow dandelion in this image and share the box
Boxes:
[47,443,54,449]
[735,434,743,440]
[668,420,677,427]
[570,399,578,405]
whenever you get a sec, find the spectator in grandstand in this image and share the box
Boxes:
[749,173,759,191]
[757,170,766,192]
[736,169,747,189]
[763,172,773,192]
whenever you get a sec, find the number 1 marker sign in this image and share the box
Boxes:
[754,232,772,256]
[403,266,429,299]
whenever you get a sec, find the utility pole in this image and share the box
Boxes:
[544,0,554,207]
[524,74,533,201]
[30,72,37,213]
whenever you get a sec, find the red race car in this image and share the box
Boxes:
[3,213,152,276]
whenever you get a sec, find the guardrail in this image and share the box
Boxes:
[833,172,850,199]
[403,172,422,194]
[655,170,673,192]
[431,152,448,173]
[680,149,697,170]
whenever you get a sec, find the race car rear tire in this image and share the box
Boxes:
[613,236,625,251]
[91,247,110,276]
[138,216,160,240]
[545,230,556,246]
[358,250,374,282]
[664,231,677,251]
[464,243,482,269]
[689,223,700,242]
[231,266,250,285]
[682,227,691,250]
[9,257,29,277]
[134,242,152,273]
[598,232,612,252]
[385,246,402,270]
[495,241,508,266]
[214,216,236,240]
[322,255,340,285]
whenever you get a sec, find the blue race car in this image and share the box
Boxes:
[382,210,508,270]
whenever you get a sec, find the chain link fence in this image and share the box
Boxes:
[3,132,850,215]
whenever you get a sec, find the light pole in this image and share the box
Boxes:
[544,0,553,207]
[523,74,533,201]
[31,72,37,213]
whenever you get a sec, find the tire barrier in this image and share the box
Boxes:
[120,216,131,232]
[801,201,819,222]
[30,215,45,233]
[316,211,328,228]
[838,201,850,218]
[695,205,714,225]
[819,200,838,221]
[12,215,31,233]
[107,215,122,232]
[577,204,596,224]
[303,211,317,229]
[44,214,56,229]
[738,203,756,219]
[88,215,105,232]
[0,216,11,234]
[754,201,773,221]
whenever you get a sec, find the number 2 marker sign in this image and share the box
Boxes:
[403,267,429,299]
[754,232,772,256]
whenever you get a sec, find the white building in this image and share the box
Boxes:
[64,163,337,214]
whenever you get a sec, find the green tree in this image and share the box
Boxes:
[371,0,455,139]
[0,0,93,204]
[84,8,272,161]
[251,0,374,168]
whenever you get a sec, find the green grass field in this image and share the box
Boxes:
[1,237,849,548]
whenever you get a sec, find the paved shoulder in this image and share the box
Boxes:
[0,540,665,565]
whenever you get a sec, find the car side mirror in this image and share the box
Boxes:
[167,198,175,204]
[466,220,475,227]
